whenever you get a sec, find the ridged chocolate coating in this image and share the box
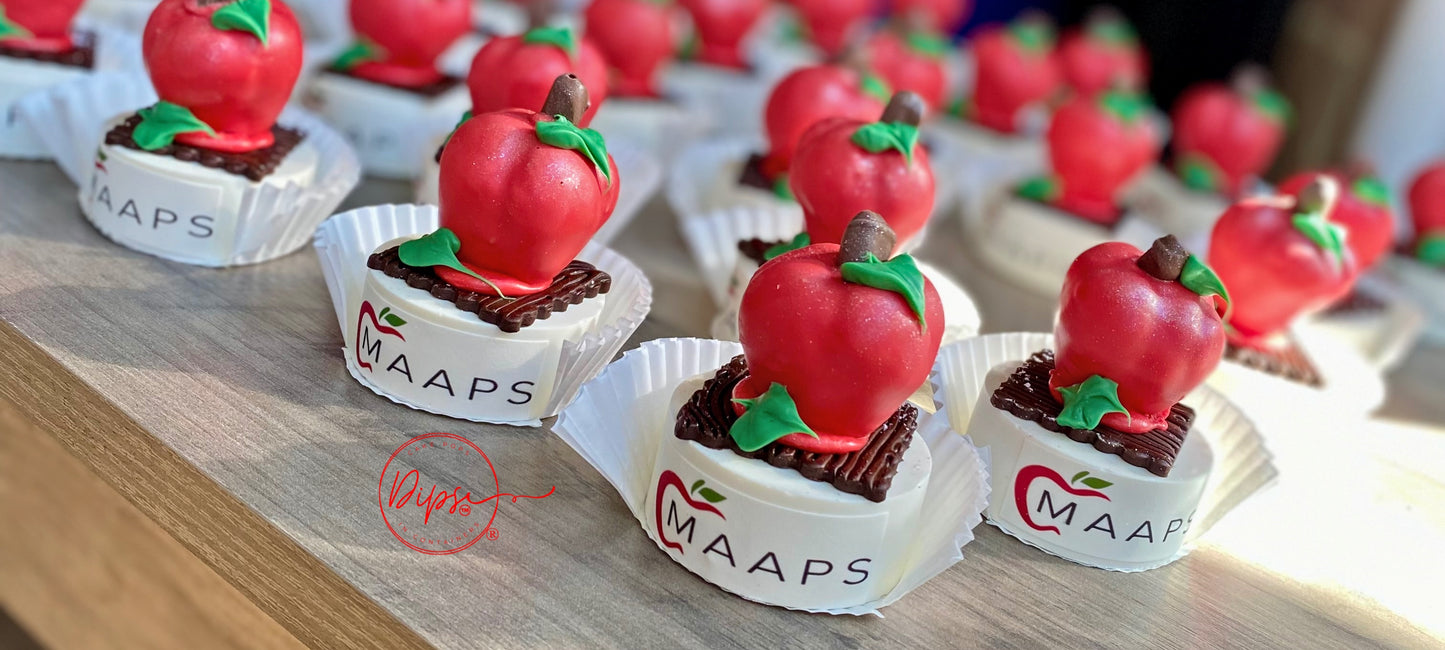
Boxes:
[104,114,304,182]
[674,355,919,503]
[324,66,463,98]
[1223,339,1324,388]
[990,350,1194,477]
[367,245,610,334]
[0,32,94,69]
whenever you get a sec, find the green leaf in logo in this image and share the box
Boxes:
[698,487,726,503]
[522,26,579,60]
[763,232,810,261]
[841,252,928,327]
[132,101,217,151]
[1056,375,1128,430]
[689,479,704,494]
[0,7,34,40]
[729,382,817,452]
[377,307,408,327]
[211,0,273,46]
[850,121,921,164]
[1070,471,1089,484]
[333,39,384,71]
[535,115,612,184]
[1081,476,1114,489]
[1180,255,1232,320]
[397,228,508,297]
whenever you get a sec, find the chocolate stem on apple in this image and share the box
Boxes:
[525,0,555,29]
[837,210,897,264]
[881,91,926,126]
[1136,235,1189,281]
[1296,175,1340,216]
[541,74,589,124]
[1230,63,1270,96]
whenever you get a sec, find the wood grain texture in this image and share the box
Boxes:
[0,158,1439,648]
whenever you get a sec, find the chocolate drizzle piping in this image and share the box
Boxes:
[737,237,784,265]
[991,350,1193,477]
[1223,339,1324,387]
[0,32,94,69]
[367,245,610,333]
[324,66,463,98]
[104,114,303,182]
[674,355,918,503]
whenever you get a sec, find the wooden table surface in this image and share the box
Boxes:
[1,158,1442,649]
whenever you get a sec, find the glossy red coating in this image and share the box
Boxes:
[789,117,935,247]
[760,65,884,181]
[348,0,471,88]
[584,0,676,98]
[467,32,609,126]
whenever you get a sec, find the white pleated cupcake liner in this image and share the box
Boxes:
[590,98,714,166]
[313,203,653,424]
[660,59,784,138]
[1384,253,1445,345]
[936,332,1278,570]
[553,337,990,615]
[707,257,982,348]
[1299,272,1426,370]
[21,70,361,266]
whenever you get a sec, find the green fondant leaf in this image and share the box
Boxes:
[763,232,810,261]
[1252,89,1291,125]
[1180,255,1232,320]
[730,382,817,452]
[840,252,928,327]
[1008,21,1054,52]
[1081,476,1113,489]
[211,0,272,46]
[397,228,508,297]
[333,39,383,71]
[771,174,794,200]
[1176,154,1221,193]
[948,96,971,120]
[1070,470,1089,484]
[522,26,578,60]
[860,72,892,104]
[535,115,612,183]
[1015,175,1060,202]
[1056,375,1128,430]
[850,121,920,164]
[439,110,473,154]
[132,101,216,150]
[697,487,726,503]
[1352,176,1391,207]
[1292,210,1349,269]
[1099,90,1148,124]
[677,32,698,60]
[689,479,704,494]
[1417,232,1445,267]
[0,7,34,39]
[1089,18,1137,45]
[905,31,951,58]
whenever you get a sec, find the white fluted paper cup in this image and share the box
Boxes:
[661,62,778,137]
[1206,326,1387,430]
[1385,253,1445,345]
[554,337,989,615]
[0,23,140,160]
[591,97,712,166]
[1301,272,1425,371]
[937,332,1277,571]
[412,134,659,246]
[666,135,799,222]
[314,203,652,426]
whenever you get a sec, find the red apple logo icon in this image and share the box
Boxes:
[1057,8,1147,96]
[0,0,85,52]
[1279,170,1395,271]
[965,15,1062,134]
[1015,465,1111,535]
[468,26,609,127]
[409,75,618,296]
[337,0,471,88]
[678,0,768,69]
[654,470,727,554]
[1018,89,1159,225]
[1171,68,1290,197]
[733,212,944,454]
[790,91,935,247]
[1209,177,1358,346]
[866,28,950,112]
[140,0,305,153]
[584,0,677,98]
[784,0,874,57]
[759,64,888,185]
[356,300,407,372]
[1408,161,1445,266]
[1051,237,1228,433]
